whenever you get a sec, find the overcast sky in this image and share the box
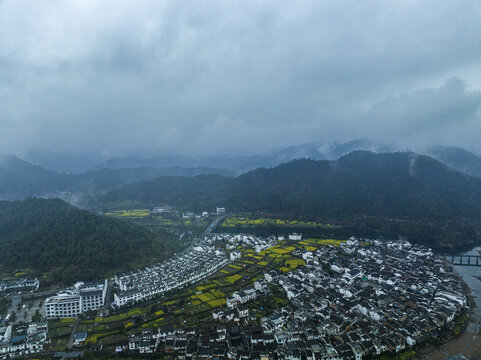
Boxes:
[0,0,480,158]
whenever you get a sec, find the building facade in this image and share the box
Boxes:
[45,281,107,319]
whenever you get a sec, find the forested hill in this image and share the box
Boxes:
[0,198,173,285]
[102,151,481,219]
[100,151,481,250]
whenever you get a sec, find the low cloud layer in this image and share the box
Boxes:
[0,0,480,157]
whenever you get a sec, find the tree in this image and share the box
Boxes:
[31,310,42,322]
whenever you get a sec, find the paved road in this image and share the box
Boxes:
[205,215,226,234]
[98,280,114,315]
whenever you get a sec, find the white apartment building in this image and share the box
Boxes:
[113,288,144,307]
[45,291,82,318]
[45,281,107,319]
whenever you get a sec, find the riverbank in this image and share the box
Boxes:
[417,306,480,360]
[415,250,481,359]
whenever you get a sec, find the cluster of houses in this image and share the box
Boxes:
[45,281,108,319]
[213,233,278,255]
[182,207,226,219]
[0,322,48,358]
[123,239,467,359]
[113,240,229,308]
[182,211,210,220]
[211,281,269,323]
[0,279,39,295]
[256,239,467,358]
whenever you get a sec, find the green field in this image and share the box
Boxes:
[221,216,340,229]
[104,209,210,232]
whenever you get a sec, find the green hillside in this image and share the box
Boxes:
[0,198,174,285]
[100,151,481,250]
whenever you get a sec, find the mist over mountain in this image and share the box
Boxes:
[101,151,481,217]
[2,140,481,205]
[0,154,234,202]
[35,140,479,177]
[84,140,391,174]
[427,146,481,178]
[24,151,106,174]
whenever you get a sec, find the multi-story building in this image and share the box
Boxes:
[45,291,82,318]
[45,281,107,319]
[113,288,144,307]
[79,281,107,311]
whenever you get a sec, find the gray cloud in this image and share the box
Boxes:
[0,0,480,157]
[359,77,481,151]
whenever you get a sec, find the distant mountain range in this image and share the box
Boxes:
[100,151,481,250]
[3,142,481,208]
[3,142,481,207]
[0,198,174,284]
[0,155,234,202]
[89,139,390,174]
[102,151,481,218]
[26,141,481,178]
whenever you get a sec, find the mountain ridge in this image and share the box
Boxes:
[99,151,481,250]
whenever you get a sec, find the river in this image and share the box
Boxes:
[454,246,481,309]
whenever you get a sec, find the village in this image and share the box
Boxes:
[122,238,468,359]
[0,229,471,359]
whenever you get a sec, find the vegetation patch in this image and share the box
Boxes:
[225,274,242,284]
[196,283,216,291]
[60,318,75,323]
[105,209,151,218]
[316,239,345,246]
[285,259,306,269]
[196,292,216,302]
[207,299,226,308]
[268,247,291,254]
[210,289,225,298]
[221,216,339,229]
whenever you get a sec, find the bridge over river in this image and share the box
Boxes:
[443,254,481,267]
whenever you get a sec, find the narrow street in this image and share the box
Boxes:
[98,280,114,316]
[67,317,80,349]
